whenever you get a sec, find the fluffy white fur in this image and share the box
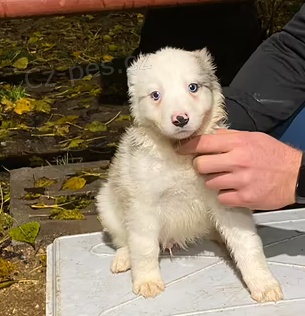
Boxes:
[96,47,283,302]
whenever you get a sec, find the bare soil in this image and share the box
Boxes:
[0,241,47,316]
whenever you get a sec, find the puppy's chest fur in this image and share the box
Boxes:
[149,155,216,248]
[111,127,217,247]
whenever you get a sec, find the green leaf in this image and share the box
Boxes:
[107,142,118,148]
[116,114,131,121]
[85,121,107,132]
[12,57,29,70]
[89,88,102,96]
[113,25,123,35]
[34,177,57,188]
[9,221,40,247]
[0,60,12,69]
[55,125,70,137]
[108,44,118,52]
[56,65,69,71]
[1,120,15,129]
[28,36,39,44]
[33,99,52,114]
[56,115,79,125]
[0,258,16,279]
[0,280,17,289]
[49,209,85,220]
[67,139,84,148]
[82,74,93,81]
[0,213,14,232]
[84,14,94,20]
[103,35,112,43]
[0,129,10,141]
[23,192,42,200]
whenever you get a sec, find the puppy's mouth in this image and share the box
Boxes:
[165,128,198,140]
[175,129,195,138]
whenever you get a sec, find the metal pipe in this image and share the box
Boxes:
[0,0,240,18]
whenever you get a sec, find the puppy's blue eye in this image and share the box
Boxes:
[188,83,199,93]
[151,91,161,101]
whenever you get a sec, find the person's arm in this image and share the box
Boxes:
[223,4,305,134]
[177,129,303,211]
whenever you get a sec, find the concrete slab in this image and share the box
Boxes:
[10,161,108,244]
[46,208,305,316]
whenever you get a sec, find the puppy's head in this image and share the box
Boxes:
[127,47,225,140]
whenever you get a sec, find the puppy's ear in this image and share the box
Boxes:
[126,53,144,99]
[193,47,216,75]
[193,48,225,116]
[126,52,152,100]
[126,56,138,90]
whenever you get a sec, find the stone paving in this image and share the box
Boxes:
[10,160,109,244]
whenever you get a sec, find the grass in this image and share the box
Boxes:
[0,83,29,102]
[0,177,12,235]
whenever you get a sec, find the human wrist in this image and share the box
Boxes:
[295,151,305,204]
[288,148,304,205]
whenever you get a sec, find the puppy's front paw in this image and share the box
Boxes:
[133,277,165,298]
[111,247,131,273]
[251,284,283,303]
[248,278,283,303]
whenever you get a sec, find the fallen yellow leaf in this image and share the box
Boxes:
[61,177,86,190]
[14,98,35,115]
[102,55,114,62]
[72,51,82,58]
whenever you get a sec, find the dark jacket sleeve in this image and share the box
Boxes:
[224,4,305,133]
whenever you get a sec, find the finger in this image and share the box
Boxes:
[177,133,241,155]
[193,154,234,174]
[205,172,241,191]
[217,189,241,207]
[217,189,255,209]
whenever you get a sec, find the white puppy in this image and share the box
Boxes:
[96,47,283,302]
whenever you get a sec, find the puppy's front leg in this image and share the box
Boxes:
[211,206,283,303]
[128,212,165,298]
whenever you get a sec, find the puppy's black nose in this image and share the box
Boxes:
[173,115,189,127]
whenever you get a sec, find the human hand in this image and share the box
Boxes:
[177,129,303,210]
